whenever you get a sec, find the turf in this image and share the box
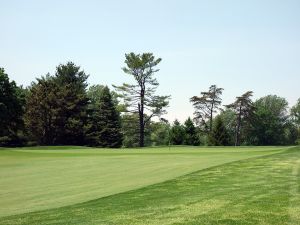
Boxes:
[0,146,298,225]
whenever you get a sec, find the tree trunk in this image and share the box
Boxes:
[209,101,214,133]
[139,88,145,147]
[235,106,242,146]
[139,115,144,147]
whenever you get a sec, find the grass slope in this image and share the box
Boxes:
[0,146,296,224]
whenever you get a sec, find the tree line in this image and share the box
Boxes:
[0,53,299,147]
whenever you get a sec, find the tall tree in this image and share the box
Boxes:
[190,85,223,133]
[54,62,89,145]
[24,75,60,145]
[114,53,170,147]
[85,86,123,147]
[183,117,200,145]
[226,91,255,146]
[0,68,25,146]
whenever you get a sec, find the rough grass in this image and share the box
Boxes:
[0,146,298,225]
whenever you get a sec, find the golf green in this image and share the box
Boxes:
[0,146,297,225]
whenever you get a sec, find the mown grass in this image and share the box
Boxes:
[0,146,298,224]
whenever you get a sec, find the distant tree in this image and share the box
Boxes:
[114,53,170,147]
[190,85,223,133]
[283,121,298,145]
[290,98,300,144]
[0,68,25,146]
[218,109,236,145]
[54,62,89,145]
[24,75,60,145]
[209,116,231,146]
[183,117,200,145]
[85,86,123,147]
[291,98,300,127]
[121,113,151,147]
[226,91,255,146]
[25,62,89,145]
[170,119,185,145]
[87,85,124,113]
[150,121,170,146]
[250,95,289,145]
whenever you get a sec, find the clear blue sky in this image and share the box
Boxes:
[1,0,300,122]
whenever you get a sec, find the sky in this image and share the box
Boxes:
[1,0,300,122]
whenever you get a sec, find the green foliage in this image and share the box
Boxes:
[183,117,200,145]
[0,68,25,146]
[250,95,290,145]
[217,109,235,145]
[24,75,60,145]
[85,86,123,147]
[170,119,185,145]
[291,98,300,126]
[150,121,170,146]
[209,116,231,146]
[25,62,89,145]
[53,62,89,145]
[121,113,140,147]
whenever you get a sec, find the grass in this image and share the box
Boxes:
[0,146,298,224]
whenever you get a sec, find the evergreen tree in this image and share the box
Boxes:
[190,85,223,133]
[183,117,200,145]
[114,53,170,147]
[85,86,123,147]
[209,116,230,146]
[170,119,185,145]
[121,113,140,147]
[24,75,60,145]
[0,68,25,146]
[54,62,89,145]
[226,91,255,146]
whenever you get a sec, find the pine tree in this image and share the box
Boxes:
[226,91,254,146]
[170,119,185,145]
[190,85,223,133]
[209,116,230,146]
[183,117,200,145]
[0,68,25,146]
[114,52,170,147]
[24,75,60,145]
[86,86,123,147]
[54,62,89,145]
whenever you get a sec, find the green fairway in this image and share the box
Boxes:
[0,146,298,225]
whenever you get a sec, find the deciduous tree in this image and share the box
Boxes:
[250,95,289,145]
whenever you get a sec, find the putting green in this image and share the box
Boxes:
[0,146,288,217]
